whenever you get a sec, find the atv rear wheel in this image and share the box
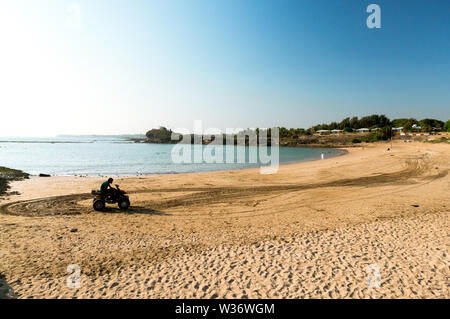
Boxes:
[93,199,105,211]
[118,199,130,210]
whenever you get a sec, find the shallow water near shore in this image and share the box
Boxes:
[0,136,345,176]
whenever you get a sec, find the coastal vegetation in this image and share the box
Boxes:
[308,114,391,133]
[444,120,450,132]
[144,115,449,146]
[391,118,445,132]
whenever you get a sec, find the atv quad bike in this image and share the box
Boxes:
[91,184,130,211]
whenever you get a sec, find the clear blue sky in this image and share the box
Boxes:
[0,0,449,136]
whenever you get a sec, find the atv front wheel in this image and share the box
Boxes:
[118,199,130,210]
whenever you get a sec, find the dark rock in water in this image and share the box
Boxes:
[70,228,78,233]
[39,174,51,177]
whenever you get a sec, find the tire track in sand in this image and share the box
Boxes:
[0,155,446,218]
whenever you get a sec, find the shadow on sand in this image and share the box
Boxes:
[0,273,16,299]
[100,205,171,216]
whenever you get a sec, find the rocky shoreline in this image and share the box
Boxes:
[0,167,29,199]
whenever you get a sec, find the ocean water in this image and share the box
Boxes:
[0,136,345,176]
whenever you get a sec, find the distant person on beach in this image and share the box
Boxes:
[100,178,114,197]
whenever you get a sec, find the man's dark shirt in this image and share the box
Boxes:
[100,181,111,194]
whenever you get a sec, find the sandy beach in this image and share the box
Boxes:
[0,141,449,299]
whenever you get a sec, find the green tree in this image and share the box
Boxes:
[279,127,290,138]
[350,117,359,129]
[328,122,338,130]
[444,120,450,132]
[419,119,444,131]
[391,118,418,130]
[338,117,350,130]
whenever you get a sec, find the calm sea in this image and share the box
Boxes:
[0,136,345,176]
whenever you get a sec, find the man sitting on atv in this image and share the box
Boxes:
[93,178,130,211]
[100,178,114,198]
